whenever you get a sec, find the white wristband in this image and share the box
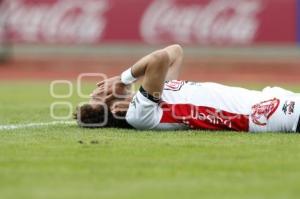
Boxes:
[121,68,137,85]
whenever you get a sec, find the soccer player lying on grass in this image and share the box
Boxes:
[74,44,300,133]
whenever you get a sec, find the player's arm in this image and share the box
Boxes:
[131,44,183,81]
[165,44,184,81]
[94,44,183,101]
[128,44,183,97]
[122,45,183,129]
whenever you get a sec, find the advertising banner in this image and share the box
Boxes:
[0,0,5,43]
[139,0,296,45]
[0,0,297,45]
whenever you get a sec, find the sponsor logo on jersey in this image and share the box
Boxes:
[282,101,295,115]
[164,80,184,91]
[251,98,280,126]
[191,109,234,129]
[160,103,249,131]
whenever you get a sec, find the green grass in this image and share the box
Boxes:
[0,81,300,199]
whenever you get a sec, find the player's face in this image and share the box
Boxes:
[89,84,134,118]
[88,94,132,116]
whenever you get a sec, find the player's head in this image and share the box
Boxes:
[73,103,132,128]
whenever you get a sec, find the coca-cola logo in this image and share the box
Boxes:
[1,0,109,43]
[140,0,263,45]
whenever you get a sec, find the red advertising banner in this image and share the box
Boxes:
[0,0,297,45]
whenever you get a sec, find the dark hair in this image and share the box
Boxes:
[73,104,132,129]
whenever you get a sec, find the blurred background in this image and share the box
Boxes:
[0,0,299,85]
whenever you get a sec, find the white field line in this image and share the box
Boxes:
[0,121,76,131]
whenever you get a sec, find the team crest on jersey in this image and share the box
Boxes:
[164,80,184,91]
[251,98,280,126]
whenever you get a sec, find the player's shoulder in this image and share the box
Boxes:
[125,87,162,130]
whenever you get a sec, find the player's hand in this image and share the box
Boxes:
[110,101,130,114]
[96,76,123,90]
[90,87,114,103]
[92,76,130,101]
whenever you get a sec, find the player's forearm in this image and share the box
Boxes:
[120,44,182,86]
[133,44,182,78]
[119,54,150,85]
[120,50,166,85]
[130,54,152,79]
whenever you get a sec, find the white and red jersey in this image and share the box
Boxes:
[125,80,300,132]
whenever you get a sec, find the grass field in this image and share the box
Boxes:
[1,82,300,199]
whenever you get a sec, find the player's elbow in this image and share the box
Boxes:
[163,44,183,64]
[166,44,183,56]
[172,44,183,55]
[150,50,170,68]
